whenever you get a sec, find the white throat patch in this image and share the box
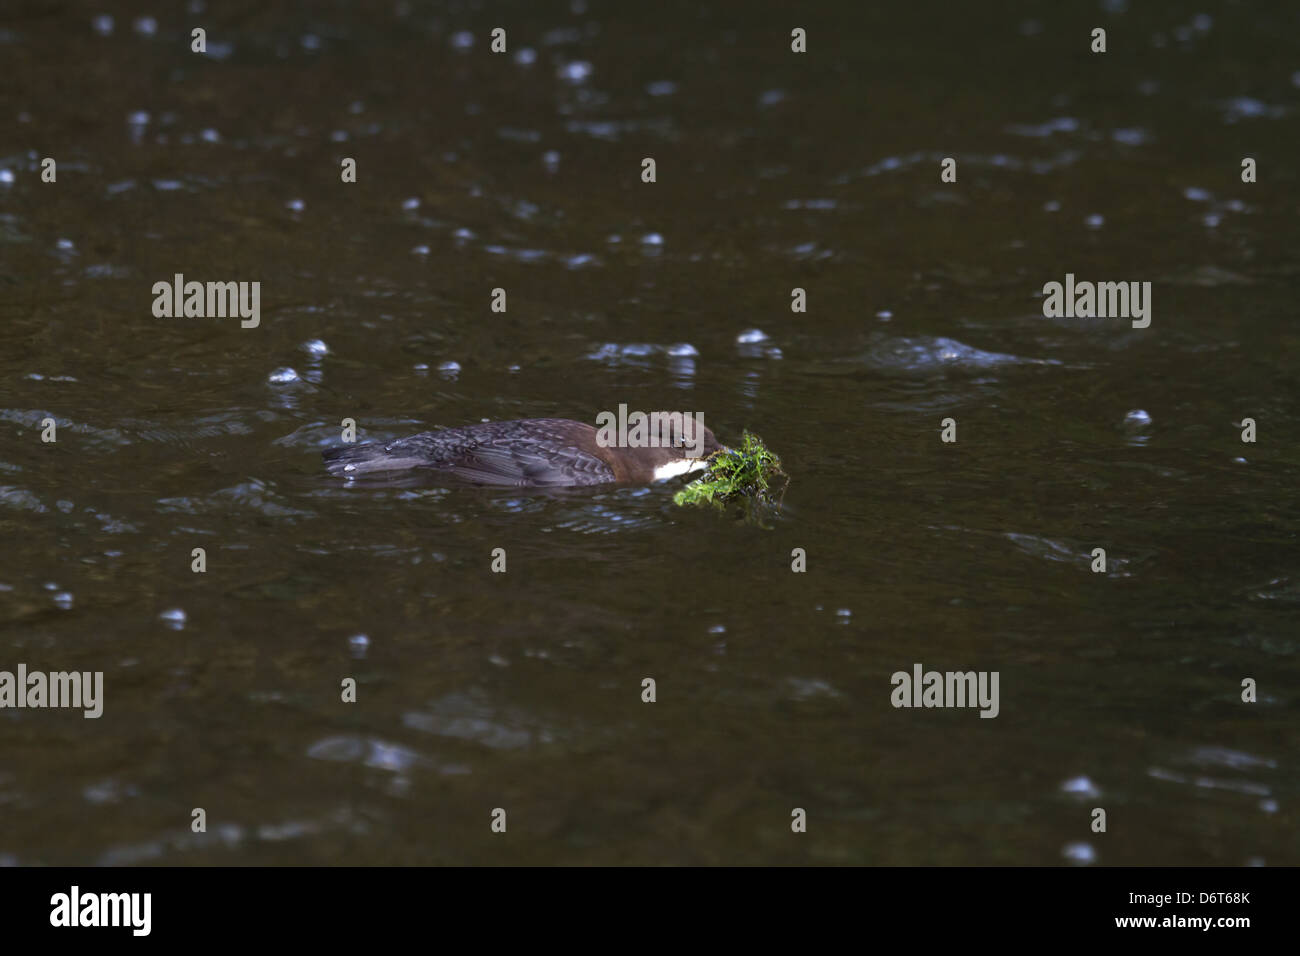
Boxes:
[653,457,710,481]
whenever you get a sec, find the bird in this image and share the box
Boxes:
[323,415,721,488]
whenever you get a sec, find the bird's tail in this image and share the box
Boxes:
[322,442,426,477]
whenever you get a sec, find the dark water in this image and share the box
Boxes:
[1,0,1297,865]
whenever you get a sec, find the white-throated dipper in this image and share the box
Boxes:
[323,415,721,488]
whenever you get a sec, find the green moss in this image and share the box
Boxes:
[673,431,788,524]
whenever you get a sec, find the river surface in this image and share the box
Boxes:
[1,0,1297,865]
